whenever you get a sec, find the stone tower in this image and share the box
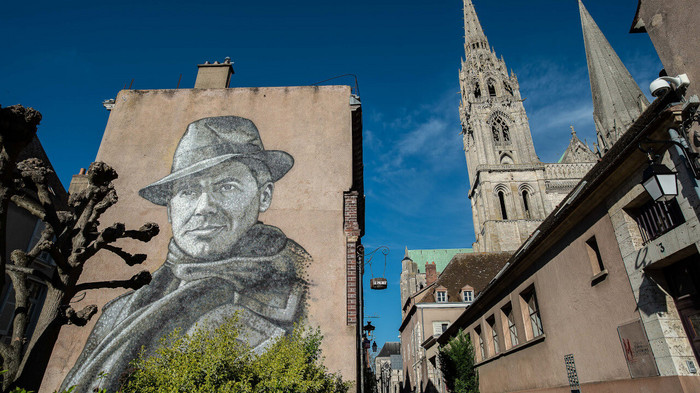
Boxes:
[459,0,597,252]
[579,0,649,156]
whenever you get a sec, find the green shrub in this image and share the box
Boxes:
[437,329,479,393]
[120,316,349,393]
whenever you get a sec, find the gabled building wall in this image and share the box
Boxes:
[439,93,700,393]
[42,75,364,392]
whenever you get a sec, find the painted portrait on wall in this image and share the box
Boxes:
[61,116,311,392]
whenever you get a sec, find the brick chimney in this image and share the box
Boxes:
[425,262,437,286]
[68,168,88,195]
[194,57,234,89]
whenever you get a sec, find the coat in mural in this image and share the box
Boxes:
[61,116,310,392]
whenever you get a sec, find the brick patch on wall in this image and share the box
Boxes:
[344,191,361,325]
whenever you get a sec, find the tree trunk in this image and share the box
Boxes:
[12,286,69,391]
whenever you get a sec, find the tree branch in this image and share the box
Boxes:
[9,194,45,221]
[5,264,57,289]
[74,270,152,292]
[0,341,11,364]
[83,223,159,262]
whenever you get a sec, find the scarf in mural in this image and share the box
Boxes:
[60,223,309,393]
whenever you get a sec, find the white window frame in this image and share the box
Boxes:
[462,290,473,302]
[436,291,447,303]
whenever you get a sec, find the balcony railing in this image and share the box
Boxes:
[633,199,685,245]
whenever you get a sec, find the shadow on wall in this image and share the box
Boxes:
[637,274,669,316]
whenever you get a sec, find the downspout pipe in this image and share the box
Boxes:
[667,127,700,199]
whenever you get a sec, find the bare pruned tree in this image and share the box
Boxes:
[0,105,159,392]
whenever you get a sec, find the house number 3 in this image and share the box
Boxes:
[657,242,665,253]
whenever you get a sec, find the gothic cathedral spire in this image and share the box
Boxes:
[579,0,648,155]
[459,0,539,186]
[459,0,597,253]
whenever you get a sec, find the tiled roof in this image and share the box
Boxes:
[407,248,473,274]
[417,252,511,304]
[376,342,401,358]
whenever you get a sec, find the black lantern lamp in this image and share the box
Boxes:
[642,163,678,202]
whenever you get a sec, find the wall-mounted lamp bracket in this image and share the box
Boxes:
[639,137,700,180]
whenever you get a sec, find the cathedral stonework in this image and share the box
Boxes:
[459,0,597,253]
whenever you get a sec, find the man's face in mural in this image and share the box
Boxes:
[168,160,274,259]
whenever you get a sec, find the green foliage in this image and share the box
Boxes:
[437,330,479,393]
[120,315,350,393]
[6,384,79,393]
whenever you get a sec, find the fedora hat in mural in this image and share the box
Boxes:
[139,116,293,206]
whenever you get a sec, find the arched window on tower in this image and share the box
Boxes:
[474,82,481,99]
[498,191,508,220]
[487,79,496,97]
[522,190,531,219]
[491,115,511,145]
[501,121,510,143]
[500,154,514,165]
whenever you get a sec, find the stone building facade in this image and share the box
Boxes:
[438,82,700,393]
[400,252,510,393]
[374,342,402,393]
[431,2,700,392]
[460,0,605,253]
[400,248,471,307]
[41,61,365,392]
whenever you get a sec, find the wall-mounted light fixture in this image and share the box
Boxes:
[642,162,678,202]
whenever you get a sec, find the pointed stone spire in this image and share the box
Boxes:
[560,125,598,164]
[579,0,648,154]
[463,0,489,54]
[403,246,411,260]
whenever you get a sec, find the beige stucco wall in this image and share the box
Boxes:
[464,208,643,393]
[400,305,467,392]
[41,85,358,391]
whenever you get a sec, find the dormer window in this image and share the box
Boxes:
[461,285,474,303]
[462,290,473,302]
[436,290,447,303]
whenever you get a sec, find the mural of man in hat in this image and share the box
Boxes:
[61,116,310,393]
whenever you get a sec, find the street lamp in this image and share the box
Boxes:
[642,163,678,202]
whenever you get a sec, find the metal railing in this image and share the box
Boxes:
[634,199,685,244]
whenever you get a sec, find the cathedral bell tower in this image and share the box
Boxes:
[457,0,630,254]
[458,0,595,253]
[459,0,539,179]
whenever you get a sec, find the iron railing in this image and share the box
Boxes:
[634,199,685,244]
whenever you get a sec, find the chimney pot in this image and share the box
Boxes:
[194,59,235,89]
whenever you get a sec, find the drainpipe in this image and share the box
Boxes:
[667,128,700,200]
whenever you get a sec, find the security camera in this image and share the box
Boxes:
[650,74,690,97]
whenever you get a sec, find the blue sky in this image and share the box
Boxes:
[2,0,661,359]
